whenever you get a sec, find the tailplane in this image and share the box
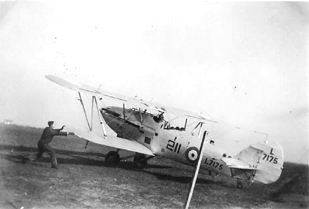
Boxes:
[235,141,284,184]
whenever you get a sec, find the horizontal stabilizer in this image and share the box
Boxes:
[222,158,257,170]
[66,126,154,156]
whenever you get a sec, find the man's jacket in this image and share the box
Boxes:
[38,127,68,145]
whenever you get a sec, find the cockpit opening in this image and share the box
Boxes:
[162,121,185,131]
[153,113,164,123]
[101,107,121,118]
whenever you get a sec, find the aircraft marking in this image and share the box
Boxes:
[270,148,274,155]
[166,138,181,154]
[185,147,199,164]
[262,153,278,164]
[204,158,223,170]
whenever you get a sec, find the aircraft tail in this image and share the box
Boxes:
[235,141,284,184]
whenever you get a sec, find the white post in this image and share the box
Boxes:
[184,131,208,209]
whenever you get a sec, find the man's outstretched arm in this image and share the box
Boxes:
[54,125,66,132]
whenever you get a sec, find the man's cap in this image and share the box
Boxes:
[48,121,54,126]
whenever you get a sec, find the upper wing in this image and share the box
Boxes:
[66,126,154,156]
[46,75,215,122]
[46,75,128,101]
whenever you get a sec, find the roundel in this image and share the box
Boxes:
[185,147,200,164]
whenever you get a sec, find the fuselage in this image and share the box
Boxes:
[101,106,233,177]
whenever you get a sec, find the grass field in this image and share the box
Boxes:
[0,123,308,208]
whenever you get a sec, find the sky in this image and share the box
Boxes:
[0,1,308,164]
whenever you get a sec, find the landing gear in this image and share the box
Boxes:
[133,154,148,169]
[236,179,243,189]
[105,151,120,166]
[104,151,152,169]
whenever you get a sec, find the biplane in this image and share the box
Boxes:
[46,75,284,187]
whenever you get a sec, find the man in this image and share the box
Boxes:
[23,121,74,169]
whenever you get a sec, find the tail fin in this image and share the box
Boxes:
[236,141,284,184]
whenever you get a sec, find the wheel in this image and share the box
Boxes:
[236,180,243,189]
[133,154,148,169]
[105,151,120,165]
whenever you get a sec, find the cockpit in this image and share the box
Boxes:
[161,121,186,131]
[101,107,121,118]
[152,113,185,131]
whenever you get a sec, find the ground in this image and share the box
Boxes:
[0,124,308,209]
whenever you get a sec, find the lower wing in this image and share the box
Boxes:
[66,126,154,156]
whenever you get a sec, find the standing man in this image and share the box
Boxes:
[24,121,74,169]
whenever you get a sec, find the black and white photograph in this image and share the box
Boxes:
[0,1,308,208]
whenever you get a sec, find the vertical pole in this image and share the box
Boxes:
[184,131,208,209]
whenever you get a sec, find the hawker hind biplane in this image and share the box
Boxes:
[46,75,284,187]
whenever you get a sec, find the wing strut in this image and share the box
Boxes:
[139,108,143,125]
[183,118,187,131]
[78,92,107,138]
[191,122,204,138]
[78,92,92,131]
[123,103,126,120]
[93,96,107,137]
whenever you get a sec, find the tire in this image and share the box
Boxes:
[105,151,120,165]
